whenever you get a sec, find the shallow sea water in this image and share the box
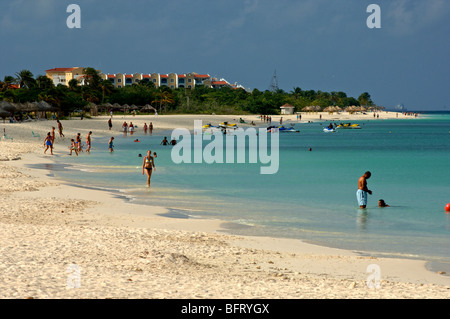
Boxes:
[46,114,450,264]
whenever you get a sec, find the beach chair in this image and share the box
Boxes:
[2,134,13,141]
[32,131,40,138]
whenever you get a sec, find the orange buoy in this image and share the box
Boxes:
[445,203,450,213]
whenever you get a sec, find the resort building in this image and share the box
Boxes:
[45,67,92,86]
[45,67,247,90]
[99,72,245,90]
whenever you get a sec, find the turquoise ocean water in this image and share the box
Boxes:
[46,113,450,264]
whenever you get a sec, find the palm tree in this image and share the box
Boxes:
[1,76,17,91]
[152,89,174,113]
[36,75,54,90]
[68,79,79,91]
[100,80,114,104]
[15,70,36,89]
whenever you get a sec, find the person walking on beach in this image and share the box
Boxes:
[149,122,153,134]
[108,118,112,130]
[357,171,372,209]
[86,131,92,154]
[51,126,56,145]
[108,137,114,152]
[57,119,64,137]
[142,150,155,187]
[143,123,148,134]
[69,139,78,156]
[76,133,83,153]
[44,132,53,155]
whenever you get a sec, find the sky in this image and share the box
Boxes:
[0,0,449,111]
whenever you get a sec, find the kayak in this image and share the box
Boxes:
[323,127,336,133]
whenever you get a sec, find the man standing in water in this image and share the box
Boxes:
[142,150,156,187]
[357,171,372,209]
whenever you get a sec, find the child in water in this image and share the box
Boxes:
[378,199,389,207]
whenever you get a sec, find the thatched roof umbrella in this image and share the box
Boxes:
[141,104,157,113]
[358,106,367,112]
[84,102,97,113]
[323,106,335,114]
[29,102,41,112]
[0,100,17,113]
[112,103,122,110]
[100,103,113,113]
[344,105,359,114]
[38,100,56,111]
[0,107,11,117]
[0,107,11,123]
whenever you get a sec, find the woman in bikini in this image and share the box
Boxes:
[142,150,156,187]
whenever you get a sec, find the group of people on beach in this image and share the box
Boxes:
[42,120,93,157]
[68,131,92,156]
[118,121,153,135]
[43,120,65,155]
[260,115,272,124]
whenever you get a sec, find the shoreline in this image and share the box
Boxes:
[1,113,449,298]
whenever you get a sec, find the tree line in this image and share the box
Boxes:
[0,68,375,116]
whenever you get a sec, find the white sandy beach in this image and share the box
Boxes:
[1,111,449,299]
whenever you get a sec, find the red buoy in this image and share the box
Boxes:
[445,203,450,213]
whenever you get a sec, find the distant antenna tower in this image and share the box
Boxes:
[269,70,279,92]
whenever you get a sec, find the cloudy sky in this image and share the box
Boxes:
[1,0,449,110]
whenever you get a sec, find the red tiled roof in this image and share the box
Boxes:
[194,74,210,78]
[143,74,151,78]
[107,74,115,78]
[212,81,228,85]
[8,84,19,89]
[178,74,186,78]
[160,74,168,78]
[125,74,133,78]
[46,67,77,72]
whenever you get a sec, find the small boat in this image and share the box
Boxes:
[336,123,361,129]
[219,122,237,128]
[279,126,299,133]
[267,125,300,133]
[323,127,336,133]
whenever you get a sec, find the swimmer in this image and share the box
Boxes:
[161,137,169,145]
[378,199,389,207]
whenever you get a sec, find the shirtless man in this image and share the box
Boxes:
[356,171,372,209]
[86,131,92,153]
